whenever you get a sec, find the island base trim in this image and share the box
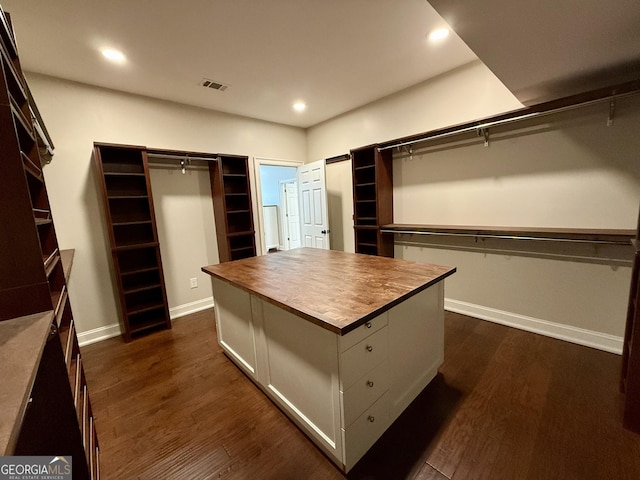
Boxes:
[267,383,337,449]
[220,341,256,375]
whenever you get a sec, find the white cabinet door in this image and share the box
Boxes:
[211,278,257,377]
[388,284,444,419]
[298,159,330,249]
[258,300,343,463]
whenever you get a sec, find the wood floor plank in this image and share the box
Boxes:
[80,308,640,479]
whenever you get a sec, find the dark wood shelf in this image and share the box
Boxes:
[123,283,162,295]
[381,223,636,245]
[0,51,27,105]
[129,317,168,335]
[112,220,153,227]
[10,102,34,141]
[127,301,165,316]
[210,155,256,262]
[0,9,99,475]
[103,171,146,177]
[106,194,149,199]
[112,241,159,251]
[94,143,171,342]
[20,151,43,180]
[622,208,640,432]
[350,145,393,257]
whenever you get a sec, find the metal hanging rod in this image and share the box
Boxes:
[380,228,632,246]
[147,152,219,163]
[379,89,640,152]
[393,238,632,266]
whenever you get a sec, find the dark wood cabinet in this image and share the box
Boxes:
[621,204,640,432]
[351,145,393,257]
[0,6,99,478]
[209,155,257,262]
[93,143,171,341]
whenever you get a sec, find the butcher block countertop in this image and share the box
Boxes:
[202,248,455,335]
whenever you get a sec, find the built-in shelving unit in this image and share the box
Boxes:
[93,143,171,341]
[621,205,640,432]
[209,155,257,262]
[351,145,393,257]
[0,5,98,478]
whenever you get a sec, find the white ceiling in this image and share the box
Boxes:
[1,0,478,128]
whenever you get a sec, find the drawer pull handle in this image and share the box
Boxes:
[366,344,373,352]
[367,380,374,388]
[368,415,375,423]
[365,321,372,329]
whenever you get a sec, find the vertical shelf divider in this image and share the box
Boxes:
[1,5,99,477]
[209,154,257,262]
[93,143,171,341]
[350,144,393,257]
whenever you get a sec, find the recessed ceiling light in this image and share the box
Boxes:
[428,28,450,42]
[293,102,306,112]
[101,48,126,63]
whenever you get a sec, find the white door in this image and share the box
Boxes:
[298,159,330,249]
[279,180,301,250]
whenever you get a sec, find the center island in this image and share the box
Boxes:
[202,248,455,472]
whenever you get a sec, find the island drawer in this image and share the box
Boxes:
[342,391,391,470]
[341,360,389,427]
[339,312,387,353]
[340,326,388,389]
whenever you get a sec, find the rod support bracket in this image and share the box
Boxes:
[478,127,490,147]
[607,99,616,126]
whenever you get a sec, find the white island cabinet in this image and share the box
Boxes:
[203,248,455,472]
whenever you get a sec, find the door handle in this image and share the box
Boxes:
[321,229,331,234]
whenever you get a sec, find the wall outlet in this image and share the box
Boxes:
[190,277,198,289]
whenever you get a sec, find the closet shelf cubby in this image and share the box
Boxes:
[351,145,393,257]
[94,143,171,341]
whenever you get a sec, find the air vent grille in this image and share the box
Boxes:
[200,78,229,91]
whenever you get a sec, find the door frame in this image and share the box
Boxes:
[253,157,304,256]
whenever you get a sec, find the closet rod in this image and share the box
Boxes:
[379,89,640,151]
[381,229,632,246]
[147,153,219,163]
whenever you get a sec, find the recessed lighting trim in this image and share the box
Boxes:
[293,102,306,112]
[101,48,126,63]
[428,28,450,42]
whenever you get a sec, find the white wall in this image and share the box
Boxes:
[148,165,218,318]
[307,61,638,353]
[307,61,523,161]
[394,96,640,229]
[27,73,306,342]
[326,160,355,253]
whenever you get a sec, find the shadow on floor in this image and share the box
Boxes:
[347,373,462,479]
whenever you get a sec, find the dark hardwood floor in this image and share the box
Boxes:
[81,309,640,479]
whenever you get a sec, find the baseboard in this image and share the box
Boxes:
[445,298,623,355]
[169,297,214,320]
[77,323,121,347]
[78,297,215,346]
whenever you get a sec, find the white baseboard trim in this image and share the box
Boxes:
[77,323,121,347]
[77,297,215,347]
[445,298,623,355]
[169,297,214,320]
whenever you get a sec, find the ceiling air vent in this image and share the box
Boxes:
[200,78,229,91]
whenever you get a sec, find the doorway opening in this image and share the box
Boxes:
[254,159,303,255]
